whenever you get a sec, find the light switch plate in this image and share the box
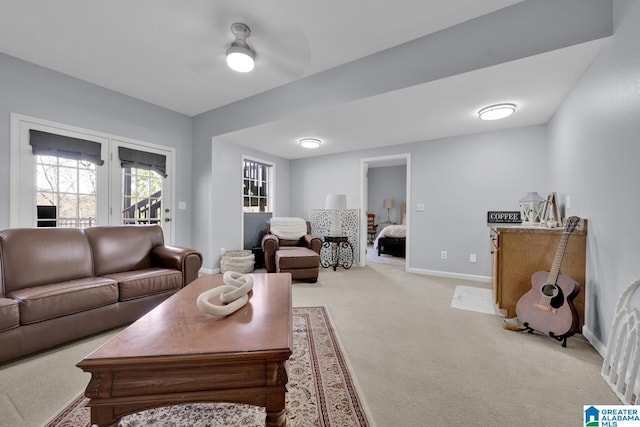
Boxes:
[416,203,425,212]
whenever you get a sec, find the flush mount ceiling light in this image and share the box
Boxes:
[226,22,255,73]
[478,103,516,121]
[299,138,321,149]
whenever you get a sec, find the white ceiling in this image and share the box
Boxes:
[0,0,609,159]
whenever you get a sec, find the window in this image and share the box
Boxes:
[11,114,174,243]
[30,129,103,228]
[121,167,163,225]
[243,159,273,213]
[36,155,97,227]
[119,146,167,225]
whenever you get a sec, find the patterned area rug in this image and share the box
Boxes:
[45,307,370,427]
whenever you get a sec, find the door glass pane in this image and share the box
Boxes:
[35,154,97,228]
[121,166,163,225]
[242,159,273,213]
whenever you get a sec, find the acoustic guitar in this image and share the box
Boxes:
[515,216,581,347]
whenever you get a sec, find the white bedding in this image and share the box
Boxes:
[374,224,406,249]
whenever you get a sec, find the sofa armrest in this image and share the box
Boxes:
[152,246,203,287]
[304,234,322,254]
[261,234,280,273]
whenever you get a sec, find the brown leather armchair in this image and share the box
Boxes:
[262,220,322,283]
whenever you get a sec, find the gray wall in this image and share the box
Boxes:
[189,129,291,271]
[189,0,611,275]
[368,166,407,224]
[548,0,640,347]
[1,0,631,353]
[0,53,194,246]
[290,151,362,216]
[289,125,549,278]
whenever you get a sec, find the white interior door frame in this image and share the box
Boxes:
[359,153,411,269]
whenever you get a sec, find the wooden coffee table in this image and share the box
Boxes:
[77,273,292,427]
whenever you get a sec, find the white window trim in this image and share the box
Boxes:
[10,113,110,228]
[110,138,176,242]
[241,155,275,214]
[10,113,176,243]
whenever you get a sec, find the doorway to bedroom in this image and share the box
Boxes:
[360,154,410,269]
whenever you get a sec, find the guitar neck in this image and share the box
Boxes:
[548,230,571,284]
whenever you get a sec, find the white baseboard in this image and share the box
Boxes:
[198,267,219,275]
[407,267,492,283]
[582,325,607,358]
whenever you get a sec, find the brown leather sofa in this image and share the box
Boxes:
[262,220,321,283]
[0,225,202,364]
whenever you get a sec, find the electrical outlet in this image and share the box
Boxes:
[440,251,447,260]
[469,253,477,263]
[416,203,425,212]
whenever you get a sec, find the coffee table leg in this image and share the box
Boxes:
[90,405,121,427]
[265,391,287,427]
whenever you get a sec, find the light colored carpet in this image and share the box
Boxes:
[450,285,502,316]
[44,307,370,427]
[0,264,621,427]
[366,245,405,266]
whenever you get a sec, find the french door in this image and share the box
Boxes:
[110,140,174,243]
[11,114,174,244]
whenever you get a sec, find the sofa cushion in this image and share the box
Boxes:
[276,247,320,271]
[0,228,94,294]
[84,225,165,276]
[7,278,118,325]
[0,298,19,332]
[103,268,182,301]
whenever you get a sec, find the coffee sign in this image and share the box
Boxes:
[487,211,522,224]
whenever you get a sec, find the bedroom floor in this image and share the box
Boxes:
[366,243,405,266]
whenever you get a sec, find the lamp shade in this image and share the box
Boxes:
[325,194,347,210]
[384,199,395,209]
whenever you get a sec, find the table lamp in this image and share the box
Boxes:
[384,199,394,223]
[325,194,347,235]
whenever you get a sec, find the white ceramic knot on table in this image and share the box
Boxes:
[197,271,254,316]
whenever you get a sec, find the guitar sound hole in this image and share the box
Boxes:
[542,284,559,297]
[542,284,566,309]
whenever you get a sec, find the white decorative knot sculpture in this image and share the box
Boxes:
[197,271,253,316]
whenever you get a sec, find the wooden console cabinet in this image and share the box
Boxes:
[491,221,587,327]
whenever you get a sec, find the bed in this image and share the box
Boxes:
[375,224,406,257]
[374,202,407,257]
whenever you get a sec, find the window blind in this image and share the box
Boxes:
[118,147,167,178]
[29,130,104,165]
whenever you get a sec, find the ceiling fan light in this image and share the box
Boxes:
[299,138,321,149]
[478,103,516,121]
[226,45,255,72]
[226,23,255,73]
